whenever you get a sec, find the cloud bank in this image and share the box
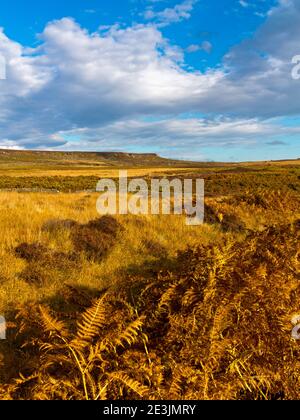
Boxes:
[0,0,299,159]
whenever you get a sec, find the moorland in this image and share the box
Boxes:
[0,150,299,400]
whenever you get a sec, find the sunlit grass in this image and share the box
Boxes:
[0,191,221,315]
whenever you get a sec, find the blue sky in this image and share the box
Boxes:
[0,0,299,161]
[0,0,276,69]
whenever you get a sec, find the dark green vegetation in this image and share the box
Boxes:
[0,149,299,195]
[0,176,100,192]
[153,166,300,197]
[0,165,299,195]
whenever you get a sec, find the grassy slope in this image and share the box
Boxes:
[0,149,298,177]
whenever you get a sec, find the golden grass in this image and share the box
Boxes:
[0,191,219,316]
[0,167,197,178]
[0,177,299,399]
[1,219,299,400]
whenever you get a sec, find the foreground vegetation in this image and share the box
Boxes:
[0,161,299,400]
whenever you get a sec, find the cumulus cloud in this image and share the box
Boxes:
[0,0,299,157]
[211,0,300,118]
[0,18,222,148]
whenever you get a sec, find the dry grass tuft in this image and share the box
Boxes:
[42,219,79,234]
[142,240,168,258]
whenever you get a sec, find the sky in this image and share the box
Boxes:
[0,0,299,161]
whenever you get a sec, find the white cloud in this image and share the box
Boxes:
[144,0,198,26]
[239,1,249,8]
[49,117,300,160]
[186,41,212,53]
[0,18,222,148]
[0,0,299,156]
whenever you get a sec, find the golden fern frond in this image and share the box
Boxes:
[1,373,39,400]
[96,381,109,400]
[49,379,84,400]
[39,305,68,338]
[39,353,73,370]
[85,370,98,400]
[73,295,107,349]
[113,317,145,350]
[15,372,39,386]
[182,286,202,308]
[210,305,232,341]
[142,363,165,392]
[157,282,178,314]
[169,365,199,399]
[33,376,84,400]
[110,372,149,398]
[169,368,184,399]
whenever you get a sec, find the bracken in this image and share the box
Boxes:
[2,220,299,400]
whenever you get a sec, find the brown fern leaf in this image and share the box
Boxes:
[110,372,149,398]
[96,381,109,400]
[113,317,145,350]
[72,295,107,349]
[169,365,200,400]
[157,282,179,315]
[39,305,69,338]
[182,286,202,308]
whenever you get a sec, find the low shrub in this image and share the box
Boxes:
[71,216,122,261]
[15,243,49,262]
[15,243,81,287]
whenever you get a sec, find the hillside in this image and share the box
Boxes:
[0,149,298,167]
[0,149,298,179]
[0,149,194,169]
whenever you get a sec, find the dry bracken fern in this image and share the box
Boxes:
[1,220,299,400]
